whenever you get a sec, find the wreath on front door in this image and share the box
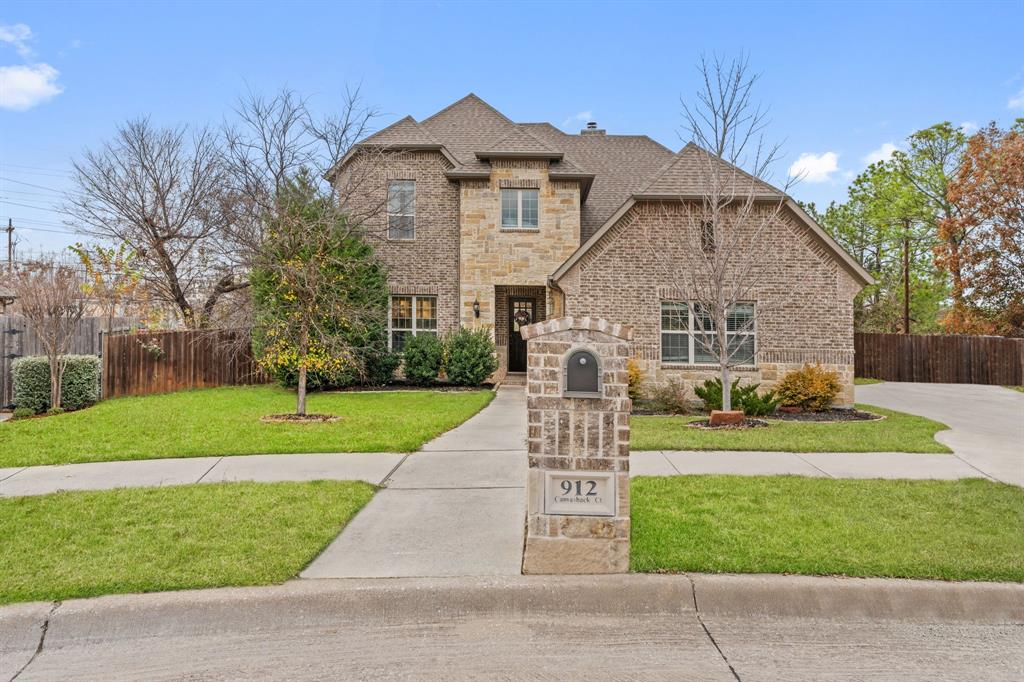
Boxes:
[513,309,532,328]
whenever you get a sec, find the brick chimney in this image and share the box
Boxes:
[581,121,606,136]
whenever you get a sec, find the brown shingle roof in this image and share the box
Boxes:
[637,142,783,198]
[360,115,444,148]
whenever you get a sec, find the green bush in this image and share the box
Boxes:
[11,407,34,420]
[693,377,780,416]
[12,355,101,414]
[646,378,691,414]
[777,363,841,411]
[402,333,443,385]
[443,327,497,386]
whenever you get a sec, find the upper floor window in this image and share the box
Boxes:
[389,295,437,350]
[388,180,416,240]
[660,301,755,366]
[501,189,539,229]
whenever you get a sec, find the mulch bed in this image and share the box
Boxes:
[687,418,770,430]
[260,413,341,424]
[771,409,883,423]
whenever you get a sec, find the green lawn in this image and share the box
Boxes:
[854,377,885,385]
[0,385,494,467]
[0,481,374,605]
[1006,386,1024,394]
[631,404,950,453]
[631,476,1024,582]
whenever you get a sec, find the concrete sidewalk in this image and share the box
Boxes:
[631,449,1003,482]
[3,574,1021,681]
[0,452,405,498]
[300,385,527,579]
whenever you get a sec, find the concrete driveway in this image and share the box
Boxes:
[856,382,1024,486]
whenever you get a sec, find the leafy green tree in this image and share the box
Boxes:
[250,174,392,415]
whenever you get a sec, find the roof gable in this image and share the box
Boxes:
[638,142,783,198]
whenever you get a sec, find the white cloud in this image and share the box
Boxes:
[959,121,979,134]
[0,63,64,110]
[0,23,34,59]
[788,152,839,183]
[561,110,593,128]
[862,142,899,165]
[1008,88,1024,110]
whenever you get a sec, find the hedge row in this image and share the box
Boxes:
[12,355,101,414]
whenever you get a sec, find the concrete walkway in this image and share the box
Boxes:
[0,452,405,498]
[300,386,527,579]
[857,382,1023,486]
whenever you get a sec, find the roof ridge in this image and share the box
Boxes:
[485,124,561,154]
[419,92,514,126]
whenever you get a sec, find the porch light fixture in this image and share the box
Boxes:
[472,298,480,318]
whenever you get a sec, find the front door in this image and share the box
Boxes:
[508,297,536,372]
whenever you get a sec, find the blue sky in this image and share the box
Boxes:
[2,0,1023,253]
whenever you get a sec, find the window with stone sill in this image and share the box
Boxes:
[660,301,755,366]
[389,295,437,350]
[501,189,539,229]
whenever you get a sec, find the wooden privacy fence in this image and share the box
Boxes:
[855,332,1024,385]
[1,316,135,408]
[102,329,268,398]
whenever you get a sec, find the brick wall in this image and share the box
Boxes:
[557,201,860,406]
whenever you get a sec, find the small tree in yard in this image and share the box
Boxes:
[69,242,143,332]
[641,54,796,413]
[3,259,86,411]
[251,175,389,416]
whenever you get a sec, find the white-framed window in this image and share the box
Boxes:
[388,180,416,240]
[389,295,437,350]
[660,301,755,366]
[500,188,539,229]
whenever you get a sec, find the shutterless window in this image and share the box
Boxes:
[500,189,539,229]
[388,180,416,240]
[389,295,437,351]
[660,301,755,366]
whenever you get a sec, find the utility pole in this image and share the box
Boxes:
[5,218,12,273]
[902,218,911,335]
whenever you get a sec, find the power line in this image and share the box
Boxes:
[0,199,75,216]
[0,176,69,192]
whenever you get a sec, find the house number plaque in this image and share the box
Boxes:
[544,471,616,517]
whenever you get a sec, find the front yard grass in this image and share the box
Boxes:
[631,404,951,453]
[0,481,374,605]
[1005,385,1024,393]
[0,385,494,467]
[854,377,885,385]
[631,476,1024,582]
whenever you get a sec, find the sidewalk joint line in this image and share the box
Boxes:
[379,454,410,487]
[951,453,1000,483]
[196,457,225,484]
[10,600,61,681]
[0,466,28,483]
[687,575,741,682]
[662,451,682,475]
[792,453,834,478]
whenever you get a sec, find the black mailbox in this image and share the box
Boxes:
[564,349,601,397]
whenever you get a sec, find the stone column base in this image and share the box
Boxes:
[522,537,630,575]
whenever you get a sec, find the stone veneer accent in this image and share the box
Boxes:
[557,202,860,406]
[520,316,633,574]
[459,160,580,335]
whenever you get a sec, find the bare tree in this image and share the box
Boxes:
[66,118,245,328]
[3,259,86,410]
[222,87,397,415]
[643,54,795,413]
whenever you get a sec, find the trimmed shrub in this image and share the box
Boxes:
[626,359,646,401]
[402,333,443,386]
[694,377,780,416]
[12,406,34,420]
[12,355,101,414]
[777,363,841,411]
[443,327,497,386]
[647,378,691,414]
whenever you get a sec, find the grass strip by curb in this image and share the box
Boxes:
[0,481,374,606]
[631,476,1024,582]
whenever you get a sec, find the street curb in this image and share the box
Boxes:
[2,573,1021,653]
[689,573,1024,623]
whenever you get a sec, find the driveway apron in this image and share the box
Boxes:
[301,386,527,578]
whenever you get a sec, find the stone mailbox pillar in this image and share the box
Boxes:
[519,316,633,574]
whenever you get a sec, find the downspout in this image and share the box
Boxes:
[547,277,566,319]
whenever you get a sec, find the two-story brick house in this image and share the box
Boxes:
[335,94,872,405]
